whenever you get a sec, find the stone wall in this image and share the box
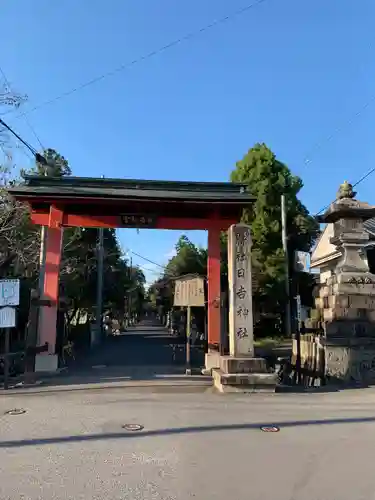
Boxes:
[325,343,375,383]
[315,273,375,338]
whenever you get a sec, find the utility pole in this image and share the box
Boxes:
[281,194,292,337]
[128,257,133,326]
[95,227,104,338]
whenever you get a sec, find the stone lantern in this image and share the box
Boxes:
[311,181,375,383]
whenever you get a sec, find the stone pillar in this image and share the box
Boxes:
[36,205,63,372]
[212,224,277,393]
[228,223,254,356]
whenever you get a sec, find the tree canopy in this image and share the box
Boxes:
[164,236,207,278]
[147,235,207,312]
[0,88,145,348]
[230,143,319,329]
[149,143,319,336]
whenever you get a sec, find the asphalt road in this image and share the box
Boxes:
[1,386,375,499]
[78,322,203,368]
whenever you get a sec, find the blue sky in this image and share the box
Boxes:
[1,0,374,286]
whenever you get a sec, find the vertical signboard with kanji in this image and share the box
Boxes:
[228,224,254,357]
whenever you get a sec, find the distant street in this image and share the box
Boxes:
[67,319,205,378]
[2,386,375,499]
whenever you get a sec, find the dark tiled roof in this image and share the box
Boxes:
[8,175,255,204]
[364,217,375,237]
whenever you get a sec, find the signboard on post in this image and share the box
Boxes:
[296,295,302,324]
[0,279,20,307]
[0,306,16,329]
[294,251,311,273]
[173,274,205,376]
[173,275,205,308]
[0,280,19,390]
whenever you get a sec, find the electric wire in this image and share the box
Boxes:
[5,0,268,119]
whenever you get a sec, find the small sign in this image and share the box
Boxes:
[294,251,311,273]
[0,279,20,307]
[120,214,156,228]
[174,276,205,307]
[0,307,16,328]
[296,295,302,323]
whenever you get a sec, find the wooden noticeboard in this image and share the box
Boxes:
[173,276,205,308]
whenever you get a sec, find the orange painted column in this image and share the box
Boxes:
[39,206,63,354]
[207,227,221,348]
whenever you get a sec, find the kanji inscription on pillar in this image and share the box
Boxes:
[228,224,254,356]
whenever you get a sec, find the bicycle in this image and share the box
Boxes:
[61,341,75,366]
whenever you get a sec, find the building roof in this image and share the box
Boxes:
[310,224,341,268]
[363,217,375,237]
[9,175,255,225]
[311,219,375,269]
[9,175,255,204]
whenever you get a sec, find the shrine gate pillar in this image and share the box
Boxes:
[204,227,221,374]
[35,206,63,372]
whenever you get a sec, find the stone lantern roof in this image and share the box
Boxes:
[312,182,375,269]
[316,181,375,224]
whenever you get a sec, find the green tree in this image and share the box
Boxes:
[231,143,319,333]
[0,86,39,279]
[148,235,208,318]
[0,82,27,161]
[61,227,145,325]
[17,149,145,336]
[26,148,71,177]
[164,235,207,278]
[0,165,40,278]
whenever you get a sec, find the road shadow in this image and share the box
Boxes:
[70,327,205,371]
[4,364,212,394]
[0,416,375,449]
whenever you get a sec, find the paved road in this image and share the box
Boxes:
[1,386,375,499]
[73,321,204,373]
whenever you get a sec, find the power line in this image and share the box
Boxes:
[303,93,375,167]
[6,0,268,119]
[126,246,207,281]
[0,65,45,150]
[125,248,184,280]
[4,1,371,187]
[23,115,44,150]
[126,248,167,271]
[315,164,375,216]
[313,94,375,215]
[0,117,38,156]
[0,117,47,166]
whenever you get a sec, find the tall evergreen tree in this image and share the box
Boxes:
[231,143,319,332]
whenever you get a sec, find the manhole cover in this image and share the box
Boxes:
[260,426,280,433]
[5,409,27,415]
[122,424,144,432]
